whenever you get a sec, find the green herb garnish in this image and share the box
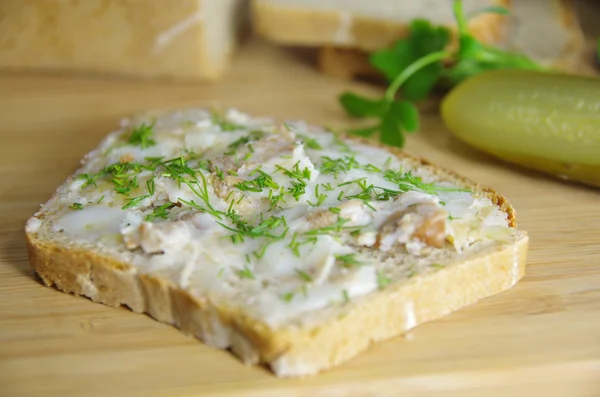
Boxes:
[145,203,173,221]
[377,271,392,289]
[298,134,323,150]
[127,122,156,148]
[295,269,313,282]
[235,170,279,193]
[338,0,545,148]
[320,156,359,178]
[122,195,150,210]
[238,265,255,280]
[281,291,295,303]
[335,254,365,268]
[70,202,84,210]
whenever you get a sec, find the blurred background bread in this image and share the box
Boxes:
[0,0,249,81]
[0,0,597,82]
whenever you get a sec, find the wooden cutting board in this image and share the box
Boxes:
[1,39,599,397]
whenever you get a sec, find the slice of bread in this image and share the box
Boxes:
[316,0,588,80]
[252,0,510,51]
[0,0,248,81]
[25,108,528,377]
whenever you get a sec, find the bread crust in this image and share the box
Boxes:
[24,122,527,377]
[251,0,510,52]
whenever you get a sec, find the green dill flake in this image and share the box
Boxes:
[281,291,295,303]
[319,156,359,177]
[274,162,312,200]
[295,269,313,282]
[122,195,150,210]
[377,271,392,289]
[335,254,365,268]
[78,173,99,188]
[219,211,288,245]
[267,190,286,212]
[96,195,105,204]
[342,289,350,303]
[235,170,279,193]
[307,184,327,207]
[382,169,469,194]
[384,157,393,169]
[70,202,84,210]
[211,110,244,132]
[287,233,318,257]
[217,268,225,278]
[238,265,255,280]
[252,241,274,260]
[95,161,145,196]
[431,263,445,269]
[329,207,341,214]
[321,182,334,191]
[298,134,323,150]
[127,121,156,149]
[145,203,173,221]
[363,163,382,173]
[226,130,264,153]
[338,177,366,187]
[146,178,155,195]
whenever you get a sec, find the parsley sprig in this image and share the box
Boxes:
[338,0,546,148]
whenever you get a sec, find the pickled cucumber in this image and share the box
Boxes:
[441,69,600,187]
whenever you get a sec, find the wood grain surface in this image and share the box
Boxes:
[1,39,600,397]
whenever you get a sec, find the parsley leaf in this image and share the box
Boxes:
[337,0,546,149]
[379,100,420,147]
[370,19,450,101]
[339,93,386,118]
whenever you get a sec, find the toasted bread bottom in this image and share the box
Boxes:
[25,231,528,377]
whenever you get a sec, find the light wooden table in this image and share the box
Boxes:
[1,39,599,397]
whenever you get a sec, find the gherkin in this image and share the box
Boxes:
[442,69,600,187]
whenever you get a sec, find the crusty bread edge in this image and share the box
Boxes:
[251,0,510,52]
[24,120,527,378]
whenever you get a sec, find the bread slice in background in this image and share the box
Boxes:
[252,0,510,51]
[270,0,590,80]
[25,108,529,377]
[0,0,248,81]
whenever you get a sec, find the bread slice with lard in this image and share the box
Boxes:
[25,108,528,377]
[315,0,588,80]
[252,0,510,52]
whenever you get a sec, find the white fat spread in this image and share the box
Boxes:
[32,108,514,326]
[26,217,42,233]
[332,10,354,44]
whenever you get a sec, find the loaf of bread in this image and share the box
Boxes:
[25,108,529,377]
[0,0,248,81]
